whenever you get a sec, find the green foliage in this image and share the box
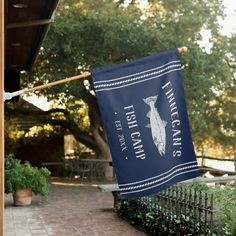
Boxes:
[116,199,213,235]
[5,154,51,196]
[115,182,236,235]
[23,0,236,155]
[187,179,210,191]
[209,185,236,235]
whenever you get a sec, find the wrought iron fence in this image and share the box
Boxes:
[118,184,215,235]
[140,185,213,223]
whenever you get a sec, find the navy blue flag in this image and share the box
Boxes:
[91,48,200,199]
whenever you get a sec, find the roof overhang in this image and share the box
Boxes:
[5,0,59,94]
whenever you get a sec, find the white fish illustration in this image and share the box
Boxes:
[143,95,167,156]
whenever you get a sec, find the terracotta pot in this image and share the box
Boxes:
[13,188,32,206]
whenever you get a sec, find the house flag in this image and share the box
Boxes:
[91,48,201,199]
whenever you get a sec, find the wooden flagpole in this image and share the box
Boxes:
[22,47,187,95]
[24,71,91,93]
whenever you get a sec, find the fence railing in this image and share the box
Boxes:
[131,185,214,234]
[116,175,236,235]
[197,155,236,172]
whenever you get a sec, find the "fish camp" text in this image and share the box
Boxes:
[124,105,146,159]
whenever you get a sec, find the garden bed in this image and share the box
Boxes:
[115,182,236,235]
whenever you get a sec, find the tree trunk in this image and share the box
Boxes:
[92,125,111,160]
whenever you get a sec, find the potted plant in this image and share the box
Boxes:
[5,153,51,206]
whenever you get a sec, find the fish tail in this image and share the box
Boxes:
[143,95,158,105]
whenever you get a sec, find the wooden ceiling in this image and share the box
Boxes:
[5,0,59,72]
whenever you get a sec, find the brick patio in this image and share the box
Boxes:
[4,180,147,236]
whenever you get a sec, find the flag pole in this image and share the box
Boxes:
[23,71,91,94]
[4,47,187,100]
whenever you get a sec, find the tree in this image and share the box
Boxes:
[19,0,235,158]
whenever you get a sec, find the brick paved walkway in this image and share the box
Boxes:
[4,181,147,236]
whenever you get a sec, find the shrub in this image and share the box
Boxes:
[5,153,51,196]
[115,182,236,235]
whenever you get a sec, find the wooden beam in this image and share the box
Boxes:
[0,0,4,234]
[7,19,53,29]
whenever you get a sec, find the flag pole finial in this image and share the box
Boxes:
[178,47,188,54]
